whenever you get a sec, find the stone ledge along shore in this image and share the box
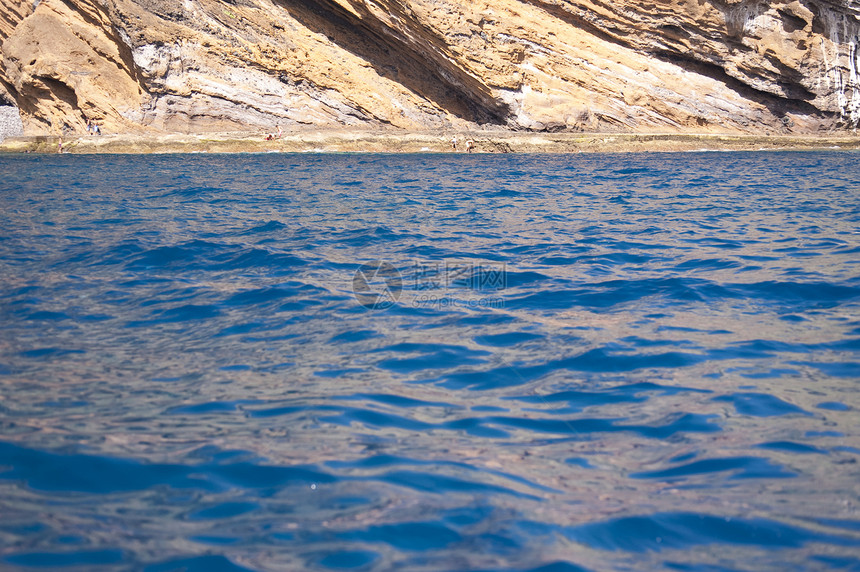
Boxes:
[2,130,860,154]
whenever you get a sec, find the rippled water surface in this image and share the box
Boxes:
[0,152,858,571]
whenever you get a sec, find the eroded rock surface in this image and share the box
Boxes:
[1,0,859,134]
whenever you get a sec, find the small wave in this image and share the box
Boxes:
[711,392,812,417]
[755,441,828,454]
[144,555,254,572]
[566,512,850,552]
[630,456,796,480]
[6,550,125,568]
[236,220,287,235]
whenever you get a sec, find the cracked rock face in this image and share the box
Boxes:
[1,0,859,134]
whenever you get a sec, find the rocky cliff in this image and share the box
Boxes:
[1,0,859,135]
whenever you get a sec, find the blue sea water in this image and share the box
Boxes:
[0,151,858,571]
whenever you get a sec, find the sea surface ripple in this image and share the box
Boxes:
[0,152,858,571]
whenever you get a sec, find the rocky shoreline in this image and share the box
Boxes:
[2,130,860,154]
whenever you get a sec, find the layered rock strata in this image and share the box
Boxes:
[1,0,859,135]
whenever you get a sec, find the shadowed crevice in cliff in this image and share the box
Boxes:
[520,0,635,51]
[655,51,830,128]
[522,0,834,129]
[0,0,33,43]
[0,77,51,128]
[762,53,818,100]
[55,0,147,95]
[0,78,18,107]
[35,76,80,124]
[274,0,509,124]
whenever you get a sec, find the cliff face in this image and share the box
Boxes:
[1,0,859,135]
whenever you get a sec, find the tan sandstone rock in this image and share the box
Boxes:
[1,0,859,135]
